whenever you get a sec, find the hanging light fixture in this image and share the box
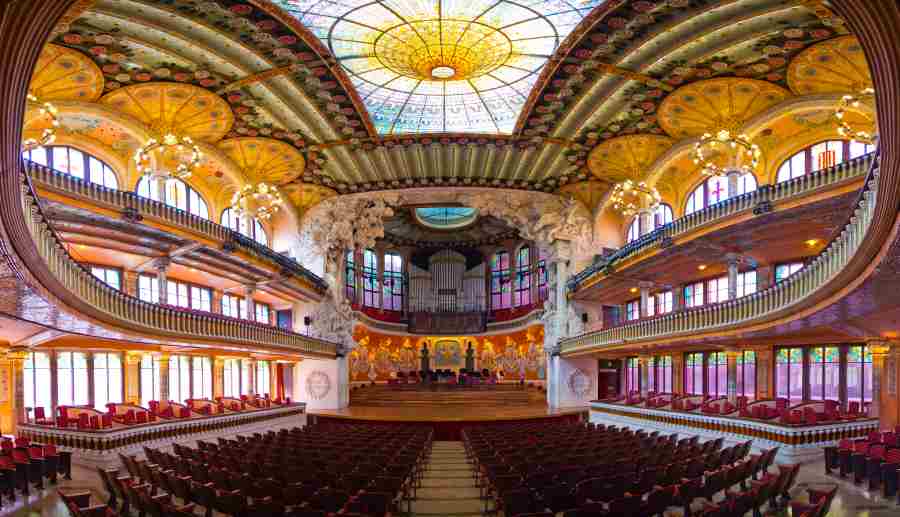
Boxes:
[609,179,661,217]
[691,129,761,178]
[835,87,876,143]
[22,93,59,151]
[134,133,202,182]
[230,182,284,221]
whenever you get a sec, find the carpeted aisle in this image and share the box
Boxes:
[411,441,484,517]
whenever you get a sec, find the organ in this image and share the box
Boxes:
[409,249,486,313]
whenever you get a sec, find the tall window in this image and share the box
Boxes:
[57,351,89,407]
[775,262,804,282]
[625,357,640,394]
[685,174,757,215]
[162,278,212,312]
[140,355,161,407]
[706,276,729,304]
[777,140,876,183]
[90,266,121,290]
[168,355,191,403]
[537,249,548,302]
[736,351,756,399]
[684,282,704,308]
[23,352,52,417]
[707,352,727,397]
[515,246,532,307]
[685,352,704,395]
[23,145,119,189]
[847,345,873,405]
[809,346,840,402]
[345,250,356,301]
[490,251,512,309]
[655,291,674,315]
[138,275,159,303]
[625,300,640,321]
[256,360,271,396]
[736,270,757,297]
[383,252,404,311]
[221,207,267,246]
[775,347,804,402]
[362,249,379,308]
[255,302,271,324]
[191,356,212,399]
[653,356,673,393]
[625,204,674,243]
[223,359,241,398]
[222,294,246,319]
[93,352,122,411]
[241,361,252,395]
[137,177,209,219]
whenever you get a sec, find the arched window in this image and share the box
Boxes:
[221,208,268,246]
[362,249,378,308]
[777,139,876,183]
[490,250,511,309]
[345,250,356,302]
[685,174,757,215]
[23,145,119,189]
[515,246,532,307]
[626,204,674,243]
[383,252,404,311]
[137,177,209,219]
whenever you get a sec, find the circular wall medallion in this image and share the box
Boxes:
[567,368,594,399]
[306,370,332,400]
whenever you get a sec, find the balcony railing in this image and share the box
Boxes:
[568,154,874,292]
[561,153,879,355]
[19,161,337,357]
[29,162,327,292]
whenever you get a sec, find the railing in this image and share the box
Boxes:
[569,154,874,292]
[561,154,879,355]
[28,162,327,292]
[19,162,337,357]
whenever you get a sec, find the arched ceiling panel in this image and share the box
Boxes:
[217,137,305,185]
[787,35,872,95]
[30,43,105,102]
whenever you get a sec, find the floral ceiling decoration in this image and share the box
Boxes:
[29,43,105,102]
[274,0,607,135]
[786,35,871,95]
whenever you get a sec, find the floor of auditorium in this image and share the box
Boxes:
[9,449,900,516]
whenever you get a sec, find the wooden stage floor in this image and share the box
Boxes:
[309,403,588,423]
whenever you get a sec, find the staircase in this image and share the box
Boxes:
[411,441,484,517]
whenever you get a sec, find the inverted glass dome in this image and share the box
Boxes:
[414,206,478,229]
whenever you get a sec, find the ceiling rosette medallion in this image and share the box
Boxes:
[29,43,104,102]
[787,35,872,95]
[218,137,305,185]
[587,134,674,183]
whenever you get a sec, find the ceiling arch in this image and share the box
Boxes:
[29,43,104,102]
[787,35,872,95]
[217,137,306,185]
[587,134,674,183]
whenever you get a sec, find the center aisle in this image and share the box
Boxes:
[410,441,484,517]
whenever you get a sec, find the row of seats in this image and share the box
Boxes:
[0,437,71,508]
[825,428,900,500]
[96,423,431,517]
[633,394,868,423]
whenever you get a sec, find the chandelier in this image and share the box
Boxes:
[134,133,202,181]
[22,94,59,151]
[230,183,284,221]
[691,129,761,177]
[609,179,661,217]
[835,87,876,143]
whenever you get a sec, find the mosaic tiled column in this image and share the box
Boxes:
[124,352,142,404]
[7,347,28,427]
[726,348,740,403]
[869,341,892,420]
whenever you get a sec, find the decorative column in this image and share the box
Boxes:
[726,253,739,300]
[756,265,774,290]
[756,348,773,399]
[158,353,170,402]
[376,247,384,309]
[211,288,223,315]
[86,352,95,409]
[726,169,742,199]
[672,285,684,311]
[49,351,59,418]
[247,359,257,395]
[638,354,650,398]
[638,208,654,237]
[869,341,893,419]
[639,281,653,318]
[7,347,28,427]
[124,352,142,404]
[672,354,684,394]
[213,357,225,399]
[123,269,139,297]
[243,284,256,321]
[725,348,740,403]
[154,258,171,305]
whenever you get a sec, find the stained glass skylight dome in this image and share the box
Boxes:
[276,0,606,135]
[414,206,478,229]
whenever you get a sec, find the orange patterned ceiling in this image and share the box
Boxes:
[29,43,104,102]
[787,36,872,95]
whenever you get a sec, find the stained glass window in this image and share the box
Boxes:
[276,0,606,134]
[626,357,640,395]
[169,355,191,403]
[363,249,379,308]
[776,347,804,402]
[140,354,161,407]
[536,248,548,302]
[490,250,511,309]
[256,360,271,396]
[91,266,121,291]
[775,262,804,282]
[383,252,404,311]
[137,177,209,220]
[653,356,673,393]
[345,250,356,302]
[57,351,89,408]
[626,204,673,243]
[515,246,531,307]
[23,145,119,189]
[707,352,727,397]
[736,351,756,399]
[685,352,704,396]
[685,174,757,215]
[737,270,757,297]
[625,300,640,321]
[223,359,241,398]
[655,291,673,315]
[809,346,840,402]
[93,352,122,412]
[415,207,478,228]
[192,356,213,400]
[847,345,873,404]
[221,208,268,246]
[24,352,52,418]
[777,140,875,183]
[706,276,729,304]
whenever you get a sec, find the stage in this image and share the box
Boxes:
[309,403,587,440]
